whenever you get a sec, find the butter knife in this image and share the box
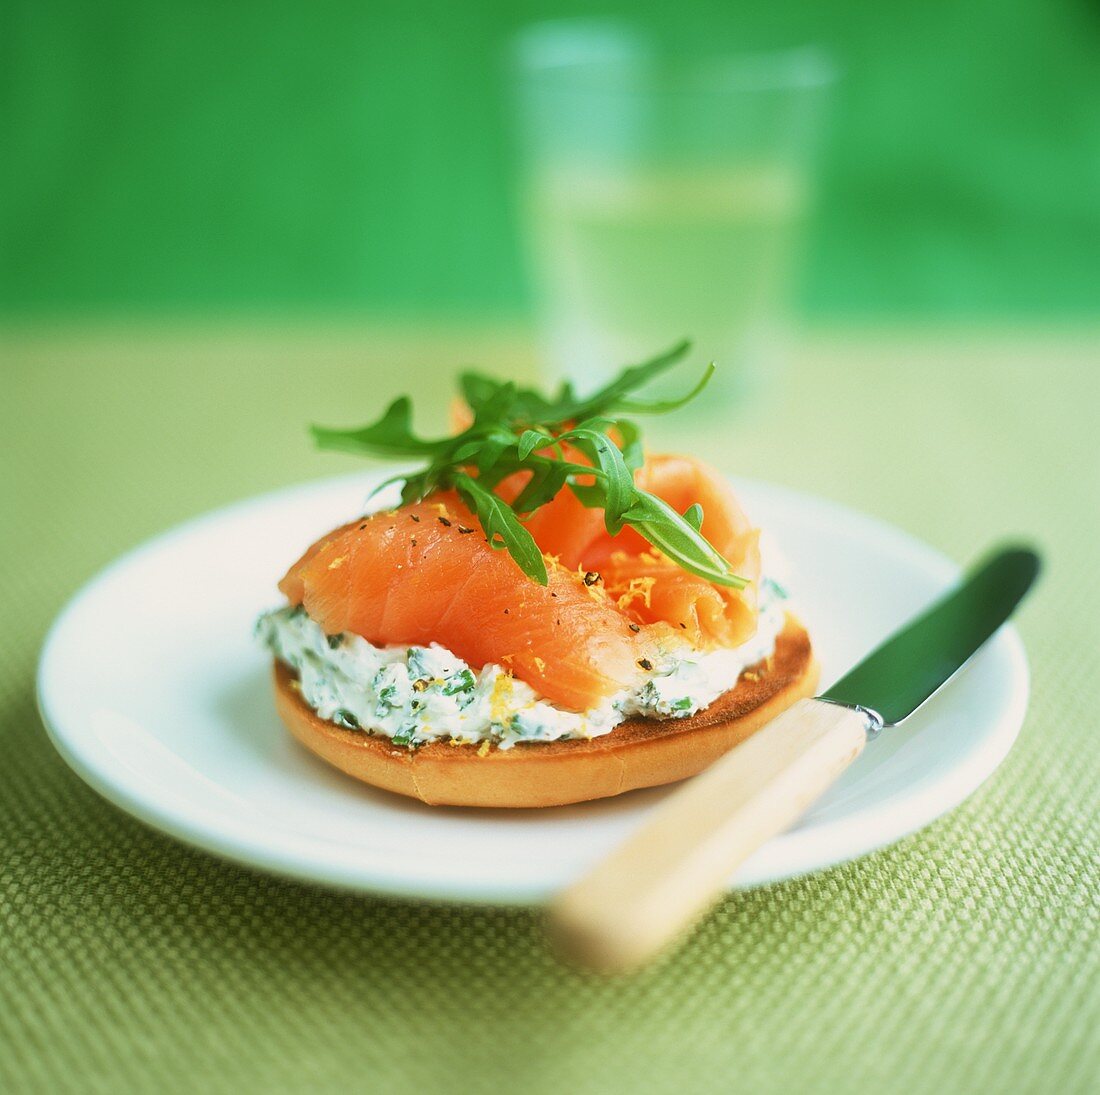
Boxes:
[551,545,1040,970]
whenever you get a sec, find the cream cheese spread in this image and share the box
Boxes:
[256,579,789,750]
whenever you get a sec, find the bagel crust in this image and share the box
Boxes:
[272,616,819,808]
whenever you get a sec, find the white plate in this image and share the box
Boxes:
[38,473,1029,904]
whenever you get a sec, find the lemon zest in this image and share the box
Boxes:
[616,575,656,611]
[577,567,611,603]
[489,673,514,724]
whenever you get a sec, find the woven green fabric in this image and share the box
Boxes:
[2,326,1097,1094]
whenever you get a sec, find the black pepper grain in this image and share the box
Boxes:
[438,516,452,527]
[637,658,653,671]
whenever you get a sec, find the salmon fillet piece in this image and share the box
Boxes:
[279,494,655,711]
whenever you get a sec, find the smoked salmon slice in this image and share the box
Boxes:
[278,495,656,711]
[502,453,761,648]
[279,457,760,709]
[599,455,761,648]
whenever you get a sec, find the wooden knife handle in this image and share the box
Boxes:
[549,698,869,972]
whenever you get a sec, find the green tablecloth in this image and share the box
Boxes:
[2,325,1097,1093]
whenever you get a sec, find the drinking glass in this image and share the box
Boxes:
[512,22,834,408]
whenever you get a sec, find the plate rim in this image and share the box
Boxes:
[37,471,1031,904]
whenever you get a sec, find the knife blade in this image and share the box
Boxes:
[551,543,1041,971]
[821,545,1041,728]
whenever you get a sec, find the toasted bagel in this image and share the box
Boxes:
[272,615,818,808]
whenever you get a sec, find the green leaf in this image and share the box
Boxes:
[398,469,434,506]
[518,429,546,460]
[621,490,748,588]
[475,430,516,474]
[568,481,605,507]
[613,418,645,472]
[474,386,519,427]
[510,460,571,514]
[453,472,548,585]
[458,372,504,415]
[529,339,692,424]
[460,342,692,430]
[311,396,444,457]
[367,471,416,500]
[451,439,484,463]
[560,423,636,536]
[617,363,717,414]
[683,503,704,532]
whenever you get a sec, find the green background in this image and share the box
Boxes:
[4,0,1100,320]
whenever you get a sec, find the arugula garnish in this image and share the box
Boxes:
[310,341,747,589]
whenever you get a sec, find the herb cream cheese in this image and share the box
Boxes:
[257,579,788,750]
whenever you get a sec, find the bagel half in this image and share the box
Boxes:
[273,615,818,808]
